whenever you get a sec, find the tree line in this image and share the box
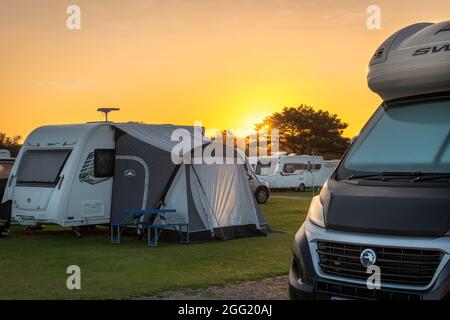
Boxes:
[0,133,21,157]
[255,105,350,159]
[1,105,350,160]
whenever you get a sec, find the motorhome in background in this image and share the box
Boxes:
[0,150,11,159]
[0,150,14,232]
[1,123,268,239]
[0,150,14,202]
[251,153,339,192]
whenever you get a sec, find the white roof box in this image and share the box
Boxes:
[368,20,450,101]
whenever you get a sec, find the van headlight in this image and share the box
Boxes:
[307,196,325,228]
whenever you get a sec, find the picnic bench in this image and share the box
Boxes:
[110,209,189,247]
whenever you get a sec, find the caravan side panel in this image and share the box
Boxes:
[64,125,115,226]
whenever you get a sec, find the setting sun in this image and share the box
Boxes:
[1,0,449,140]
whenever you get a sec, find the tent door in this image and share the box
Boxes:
[115,156,149,211]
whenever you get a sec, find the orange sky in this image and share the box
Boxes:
[1,0,449,140]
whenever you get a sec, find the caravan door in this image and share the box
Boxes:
[112,156,149,217]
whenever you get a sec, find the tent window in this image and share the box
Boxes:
[17,149,71,186]
[94,149,115,178]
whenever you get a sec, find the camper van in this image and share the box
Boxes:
[2,123,268,240]
[254,154,339,192]
[289,21,450,300]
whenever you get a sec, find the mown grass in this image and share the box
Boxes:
[271,190,321,198]
[0,197,310,299]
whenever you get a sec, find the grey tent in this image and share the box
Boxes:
[111,124,268,241]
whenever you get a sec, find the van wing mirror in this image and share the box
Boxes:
[94,149,116,178]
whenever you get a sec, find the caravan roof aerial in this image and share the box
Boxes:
[97,108,120,122]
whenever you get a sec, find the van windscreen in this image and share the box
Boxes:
[343,97,450,175]
[17,150,71,185]
[256,161,276,176]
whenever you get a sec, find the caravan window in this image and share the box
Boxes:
[307,163,322,171]
[78,150,114,184]
[0,162,13,179]
[17,150,71,186]
[283,163,307,174]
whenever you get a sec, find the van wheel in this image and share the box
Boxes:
[298,183,306,192]
[255,188,269,204]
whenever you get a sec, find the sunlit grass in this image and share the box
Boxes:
[0,197,310,299]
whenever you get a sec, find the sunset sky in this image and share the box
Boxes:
[1,0,449,140]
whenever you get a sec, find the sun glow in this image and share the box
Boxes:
[1,1,447,140]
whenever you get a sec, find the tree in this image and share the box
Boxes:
[0,132,22,157]
[257,105,350,159]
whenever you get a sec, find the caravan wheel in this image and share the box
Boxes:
[255,187,269,204]
[297,183,306,192]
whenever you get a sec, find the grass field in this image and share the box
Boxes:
[271,191,320,198]
[0,196,311,299]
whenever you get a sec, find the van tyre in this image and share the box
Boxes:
[298,183,306,192]
[255,187,269,204]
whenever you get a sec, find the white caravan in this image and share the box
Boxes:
[254,155,339,191]
[1,123,267,239]
[3,124,116,227]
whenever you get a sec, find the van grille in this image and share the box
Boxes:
[316,280,421,300]
[317,241,443,286]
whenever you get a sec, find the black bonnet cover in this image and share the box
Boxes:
[323,179,450,237]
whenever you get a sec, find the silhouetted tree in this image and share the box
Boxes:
[0,132,21,157]
[257,105,350,159]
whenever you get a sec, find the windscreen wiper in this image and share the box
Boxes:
[410,174,450,182]
[345,172,423,181]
